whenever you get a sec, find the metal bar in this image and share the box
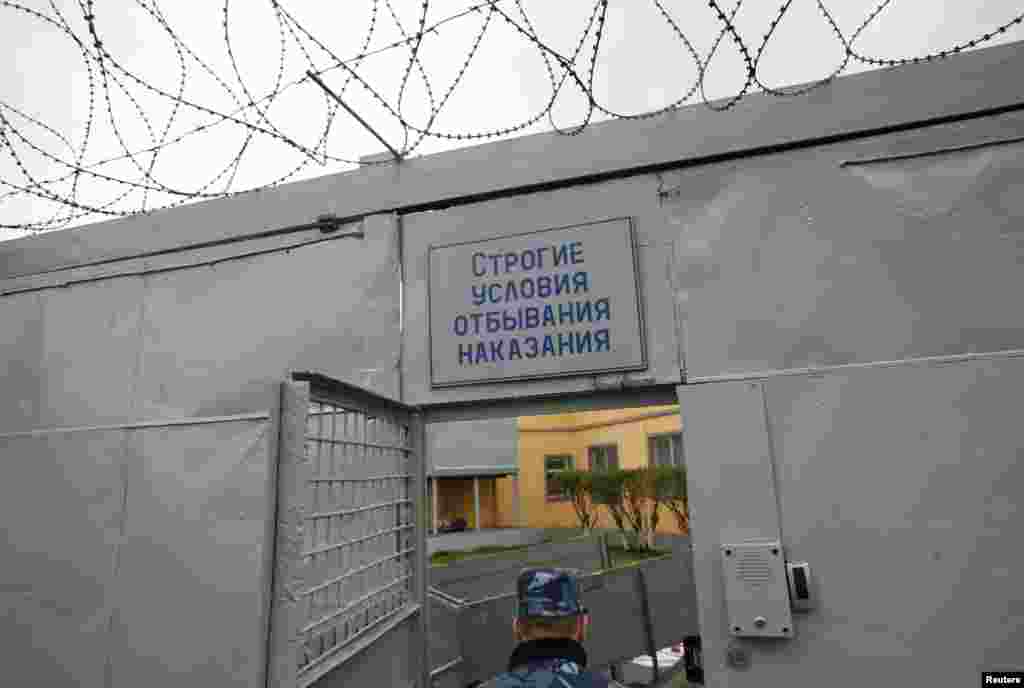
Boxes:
[412,410,430,688]
[297,371,419,414]
[301,575,413,635]
[420,387,680,425]
[428,587,467,608]
[297,604,421,687]
[838,133,1024,167]
[304,436,411,452]
[430,656,464,678]
[306,71,402,161]
[0,232,364,298]
[431,464,518,476]
[0,216,353,282]
[636,568,659,682]
[309,474,411,483]
[301,547,416,597]
[305,498,412,521]
[0,411,270,439]
[516,409,680,433]
[259,383,286,688]
[686,348,1024,385]
[599,533,611,570]
[304,524,415,558]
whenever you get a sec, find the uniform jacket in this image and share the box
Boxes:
[477,638,627,688]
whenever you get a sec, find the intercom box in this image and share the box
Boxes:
[721,541,794,638]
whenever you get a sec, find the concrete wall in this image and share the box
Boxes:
[0,214,401,432]
[0,402,279,688]
[682,354,1024,687]
[427,417,518,475]
[0,214,404,687]
[403,114,1024,394]
[3,39,1024,688]
[399,77,1024,687]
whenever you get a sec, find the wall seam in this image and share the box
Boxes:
[686,348,1024,384]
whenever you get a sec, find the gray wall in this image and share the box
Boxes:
[681,354,1024,687]
[1,213,403,687]
[400,93,1024,687]
[402,110,1024,404]
[2,39,1024,688]
[0,407,278,688]
[0,213,401,434]
[427,417,518,475]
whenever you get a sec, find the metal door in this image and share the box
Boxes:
[269,373,428,688]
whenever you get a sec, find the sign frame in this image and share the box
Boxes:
[426,216,648,388]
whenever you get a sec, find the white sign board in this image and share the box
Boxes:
[428,217,647,387]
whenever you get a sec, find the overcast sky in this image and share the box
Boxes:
[2,0,1023,242]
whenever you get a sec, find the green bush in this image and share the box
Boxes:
[587,465,690,550]
[552,469,600,532]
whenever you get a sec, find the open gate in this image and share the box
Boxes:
[268,373,428,688]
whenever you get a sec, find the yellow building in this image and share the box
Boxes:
[497,405,687,533]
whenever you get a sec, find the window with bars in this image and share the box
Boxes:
[544,455,574,500]
[648,433,684,467]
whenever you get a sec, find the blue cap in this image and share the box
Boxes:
[516,568,585,618]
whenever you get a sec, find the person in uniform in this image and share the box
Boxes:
[475,567,627,688]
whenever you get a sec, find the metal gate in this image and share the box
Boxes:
[269,373,428,688]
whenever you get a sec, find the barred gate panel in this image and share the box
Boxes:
[300,396,417,675]
[270,376,425,688]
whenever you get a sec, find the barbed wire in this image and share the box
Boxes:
[1,0,1022,233]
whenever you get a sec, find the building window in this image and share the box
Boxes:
[588,444,620,472]
[588,444,619,503]
[544,455,575,500]
[648,433,684,467]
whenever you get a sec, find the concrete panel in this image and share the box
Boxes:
[35,278,143,427]
[108,418,275,688]
[758,354,1023,688]
[0,430,126,688]
[427,417,518,475]
[5,40,1024,279]
[133,216,400,418]
[405,107,1024,404]
[680,353,1024,687]
[0,290,44,432]
[403,176,681,405]
[667,113,1024,379]
[676,379,783,687]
